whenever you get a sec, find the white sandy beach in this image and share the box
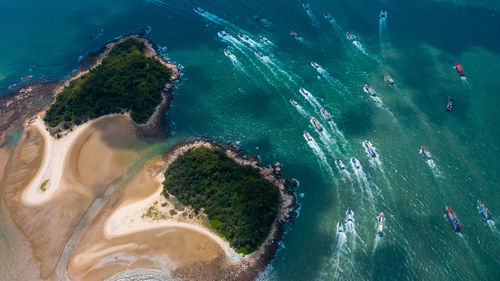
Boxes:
[103,171,242,261]
[21,115,116,206]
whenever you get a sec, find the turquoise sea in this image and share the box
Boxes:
[1,0,500,280]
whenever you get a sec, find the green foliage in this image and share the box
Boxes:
[40,179,49,192]
[163,146,280,253]
[44,38,171,128]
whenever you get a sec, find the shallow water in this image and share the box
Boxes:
[1,0,500,280]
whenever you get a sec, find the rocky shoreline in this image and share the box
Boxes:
[161,138,299,281]
[0,33,179,145]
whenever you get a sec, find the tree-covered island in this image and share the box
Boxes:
[44,38,172,129]
[162,146,280,254]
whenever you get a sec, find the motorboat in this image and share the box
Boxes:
[455,62,465,76]
[290,30,300,39]
[311,61,320,69]
[324,12,334,22]
[194,7,205,14]
[446,96,453,112]
[290,99,298,106]
[363,84,377,96]
[253,14,262,21]
[384,73,395,85]
[420,146,432,160]
[304,131,313,142]
[346,208,354,222]
[258,35,269,43]
[351,157,360,169]
[363,139,376,158]
[377,212,385,236]
[238,32,249,40]
[445,206,462,232]
[477,200,492,221]
[346,32,355,41]
[320,108,331,121]
[303,3,311,11]
[223,48,231,56]
[255,50,264,57]
[335,158,346,170]
[337,222,344,233]
[299,87,311,97]
[311,117,323,132]
[380,10,388,20]
[218,30,227,37]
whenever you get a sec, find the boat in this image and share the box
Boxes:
[311,61,320,69]
[346,32,355,41]
[324,12,334,22]
[218,30,227,37]
[363,139,376,158]
[194,7,205,14]
[455,62,465,76]
[320,108,331,121]
[255,50,264,57]
[303,3,311,11]
[223,48,231,56]
[363,84,377,96]
[380,10,388,20]
[253,14,262,21]
[290,99,298,106]
[346,208,354,222]
[351,157,360,169]
[445,206,463,232]
[384,73,395,85]
[377,212,385,236]
[311,117,323,132]
[335,158,346,169]
[299,87,310,97]
[258,35,269,43]
[304,131,313,142]
[290,31,300,39]
[446,96,453,112]
[238,32,249,40]
[337,222,344,233]
[420,146,432,160]
[477,200,492,220]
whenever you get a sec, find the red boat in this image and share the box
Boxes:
[290,31,299,39]
[455,62,464,76]
[445,206,462,232]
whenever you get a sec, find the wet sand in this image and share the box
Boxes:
[67,156,229,281]
[1,115,139,279]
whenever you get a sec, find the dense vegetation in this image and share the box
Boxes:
[163,146,280,254]
[44,38,171,128]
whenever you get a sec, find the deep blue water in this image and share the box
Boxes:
[1,0,500,280]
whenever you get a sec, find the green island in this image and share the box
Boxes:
[44,38,171,129]
[162,146,280,254]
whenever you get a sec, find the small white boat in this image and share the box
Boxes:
[337,222,344,233]
[311,61,320,69]
[380,10,388,20]
[311,117,323,132]
[194,7,205,14]
[320,108,331,121]
[290,99,298,106]
[335,158,345,170]
[304,132,313,142]
[363,84,377,96]
[223,48,231,56]
[377,212,385,236]
[351,157,360,169]
[346,208,354,222]
[218,30,227,37]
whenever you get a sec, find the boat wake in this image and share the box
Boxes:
[372,236,382,256]
[223,49,245,71]
[299,88,322,110]
[336,231,347,250]
[306,139,335,179]
[314,66,350,94]
[487,220,499,233]
[291,102,308,118]
[425,159,442,178]
[352,40,367,55]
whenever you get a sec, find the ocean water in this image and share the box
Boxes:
[1,0,500,280]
